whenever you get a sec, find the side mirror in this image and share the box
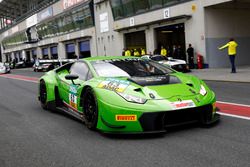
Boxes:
[65,74,79,85]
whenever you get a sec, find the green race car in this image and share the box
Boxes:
[38,56,219,133]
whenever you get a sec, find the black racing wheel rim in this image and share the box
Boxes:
[40,81,47,104]
[84,89,98,124]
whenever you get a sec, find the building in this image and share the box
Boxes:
[0,0,250,68]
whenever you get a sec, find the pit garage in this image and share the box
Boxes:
[124,31,146,51]
[155,23,186,58]
[79,40,91,58]
[205,0,250,68]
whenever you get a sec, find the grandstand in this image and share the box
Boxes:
[0,0,59,31]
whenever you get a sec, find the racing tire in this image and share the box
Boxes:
[39,80,48,110]
[82,87,98,130]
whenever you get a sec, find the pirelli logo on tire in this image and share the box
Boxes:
[116,115,137,121]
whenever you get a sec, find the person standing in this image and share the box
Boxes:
[134,49,140,57]
[173,45,177,59]
[125,48,131,56]
[187,44,194,69]
[218,38,238,73]
[122,48,126,56]
[160,46,167,57]
[130,49,134,56]
[141,48,146,56]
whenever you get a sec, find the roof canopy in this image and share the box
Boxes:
[0,0,55,20]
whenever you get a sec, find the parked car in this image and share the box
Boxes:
[15,61,34,68]
[0,62,11,74]
[38,56,219,134]
[142,55,190,72]
[33,59,76,72]
[33,60,55,72]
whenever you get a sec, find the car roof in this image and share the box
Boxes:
[82,56,140,62]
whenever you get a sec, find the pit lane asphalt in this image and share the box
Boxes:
[0,69,249,167]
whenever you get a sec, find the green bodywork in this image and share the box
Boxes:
[39,56,217,133]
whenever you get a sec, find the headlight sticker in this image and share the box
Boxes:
[199,85,207,96]
[97,78,130,93]
[170,100,195,109]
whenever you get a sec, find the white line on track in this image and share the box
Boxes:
[217,112,250,120]
[217,100,250,108]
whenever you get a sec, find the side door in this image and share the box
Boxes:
[66,61,92,111]
[56,63,73,103]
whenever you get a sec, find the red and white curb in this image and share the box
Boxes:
[0,74,38,83]
[216,101,250,120]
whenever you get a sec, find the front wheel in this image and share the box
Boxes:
[82,87,98,130]
[39,80,48,110]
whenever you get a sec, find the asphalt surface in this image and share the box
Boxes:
[205,81,250,105]
[10,68,44,78]
[0,68,249,167]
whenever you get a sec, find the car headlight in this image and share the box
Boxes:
[199,85,207,96]
[117,92,147,104]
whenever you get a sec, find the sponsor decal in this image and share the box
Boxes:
[69,94,77,109]
[116,115,137,121]
[97,78,130,93]
[69,84,78,109]
[69,84,77,94]
[170,100,195,109]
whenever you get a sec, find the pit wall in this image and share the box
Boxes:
[205,8,250,67]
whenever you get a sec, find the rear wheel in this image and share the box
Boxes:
[82,87,98,130]
[40,80,48,110]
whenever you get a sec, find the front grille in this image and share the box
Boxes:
[164,105,213,126]
[139,105,213,131]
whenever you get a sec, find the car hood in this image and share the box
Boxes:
[141,83,197,100]
[96,75,199,100]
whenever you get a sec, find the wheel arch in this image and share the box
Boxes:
[39,74,58,103]
[79,85,92,107]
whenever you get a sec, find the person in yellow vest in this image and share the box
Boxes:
[141,48,146,56]
[124,49,131,56]
[160,46,167,57]
[218,38,238,73]
[134,49,140,57]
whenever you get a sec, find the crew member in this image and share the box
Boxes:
[187,44,194,69]
[125,49,131,56]
[218,38,238,73]
[160,46,167,57]
[141,48,146,56]
[134,49,140,57]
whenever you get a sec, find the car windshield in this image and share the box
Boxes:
[92,59,173,77]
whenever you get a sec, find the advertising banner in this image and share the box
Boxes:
[63,0,87,9]
[26,14,38,28]
[38,7,53,22]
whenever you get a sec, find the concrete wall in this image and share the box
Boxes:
[94,0,124,56]
[203,0,232,7]
[205,8,250,67]
[95,0,208,61]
